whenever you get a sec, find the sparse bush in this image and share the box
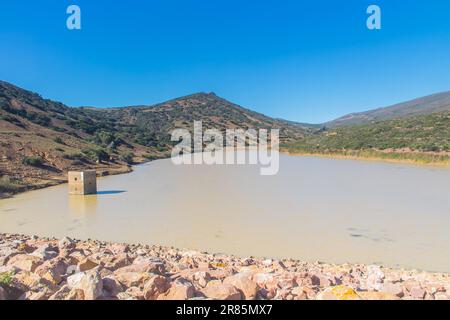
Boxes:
[0,176,21,194]
[0,271,15,285]
[53,137,64,144]
[120,152,134,164]
[22,156,44,167]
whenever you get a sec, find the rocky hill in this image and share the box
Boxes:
[0,81,306,197]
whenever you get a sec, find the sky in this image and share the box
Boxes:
[1,0,450,123]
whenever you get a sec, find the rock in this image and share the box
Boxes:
[78,271,103,300]
[115,258,165,275]
[102,277,124,297]
[381,282,404,297]
[202,280,242,300]
[125,286,144,300]
[358,291,400,300]
[158,279,195,300]
[0,286,6,300]
[48,285,71,300]
[58,237,75,250]
[317,286,361,300]
[31,244,58,260]
[67,272,85,289]
[193,271,211,288]
[366,265,384,291]
[13,271,43,291]
[35,258,67,285]
[252,273,275,288]
[311,274,335,287]
[77,258,99,272]
[7,254,43,272]
[115,271,153,288]
[65,288,85,300]
[143,275,170,300]
[410,286,426,299]
[223,273,258,300]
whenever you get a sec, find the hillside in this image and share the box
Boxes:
[0,81,306,197]
[285,111,450,163]
[325,91,450,127]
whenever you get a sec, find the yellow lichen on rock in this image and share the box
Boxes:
[317,285,361,300]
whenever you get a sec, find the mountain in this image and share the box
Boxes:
[325,91,450,127]
[0,81,306,196]
[288,111,450,152]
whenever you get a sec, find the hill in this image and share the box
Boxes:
[285,111,450,164]
[325,91,450,127]
[0,81,306,197]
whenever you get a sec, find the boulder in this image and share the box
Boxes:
[78,271,103,300]
[143,275,170,300]
[366,265,384,291]
[35,258,68,285]
[223,273,259,300]
[158,279,195,300]
[7,254,43,272]
[31,244,58,260]
[317,285,361,300]
[202,280,242,300]
[77,258,99,272]
[115,271,153,288]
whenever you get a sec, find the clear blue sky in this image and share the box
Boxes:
[1,0,450,123]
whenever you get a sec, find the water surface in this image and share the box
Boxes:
[1,154,450,272]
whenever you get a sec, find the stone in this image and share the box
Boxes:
[67,272,85,289]
[381,282,404,297]
[223,273,259,300]
[366,265,384,291]
[193,271,211,288]
[58,237,75,250]
[317,286,361,300]
[358,291,400,300]
[7,254,43,272]
[125,286,144,300]
[78,271,103,300]
[158,279,195,300]
[143,275,170,300]
[115,258,165,275]
[102,277,124,297]
[48,285,71,300]
[202,280,242,300]
[115,271,153,288]
[31,244,58,260]
[77,258,99,272]
[35,258,67,285]
[65,288,85,300]
[410,286,426,299]
[0,286,6,300]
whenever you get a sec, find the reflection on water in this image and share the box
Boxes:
[1,153,450,272]
[69,194,98,217]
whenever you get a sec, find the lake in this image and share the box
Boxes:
[1,153,450,272]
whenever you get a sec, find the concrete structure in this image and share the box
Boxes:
[68,171,97,195]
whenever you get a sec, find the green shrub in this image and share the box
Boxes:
[22,156,44,167]
[0,271,14,285]
[0,176,21,193]
[120,152,134,164]
[53,137,64,144]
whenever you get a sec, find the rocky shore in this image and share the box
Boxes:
[0,233,449,300]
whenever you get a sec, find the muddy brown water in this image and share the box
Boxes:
[1,154,450,272]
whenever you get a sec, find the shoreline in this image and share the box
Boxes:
[2,150,449,200]
[1,233,449,300]
[281,149,450,168]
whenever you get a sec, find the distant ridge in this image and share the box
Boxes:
[325,91,450,127]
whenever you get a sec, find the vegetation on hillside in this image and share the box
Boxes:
[284,111,450,164]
